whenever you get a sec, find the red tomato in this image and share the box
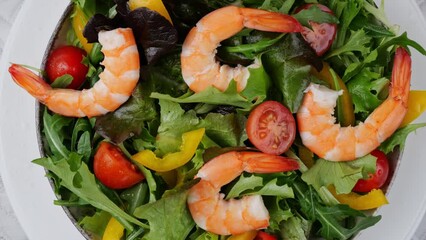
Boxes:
[255,231,277,240]
[246,101,296,155]
[353,150,390,193]
[295,4,337,56]
[94,142,145,189]
[45,45,89,89]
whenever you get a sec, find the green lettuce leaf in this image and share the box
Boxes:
[133,181,197,240]
[226,173,294,199]
[293,5,339,27]
[42,110,73,160]
[265,197,293,232]
[281,215,311,240]
[379,123,426,154]
[326,29,372,59]
[201,113,247,147]
[301,155,377,194]
[79,210,111,238]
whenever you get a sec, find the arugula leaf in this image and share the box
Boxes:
[292,179,381,240]
[33,156,148,231]
[42,110,73,160]
[301,155,377,194]
[379,123,426,154]
[79,210,111,238]
[50,74,73,88]
[95,83,157,144]
[293,5,339,28]
[347,69,389,114]
[133,181,196,240]
[120,182,149,214]
[265,197,293,232]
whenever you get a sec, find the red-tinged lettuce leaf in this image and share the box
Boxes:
[95,83,157,144]
[83,0,178,64]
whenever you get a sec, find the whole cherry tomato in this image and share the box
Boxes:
[45,45,89,89]
[94,142,145,189]
[295,4,337,56]
[246,101,296,155]
[353,150,390,193]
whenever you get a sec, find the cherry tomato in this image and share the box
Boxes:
[254,231,277,240]
[45,45,89,89]
[353,150,390,193]
[295,4,337,56]
[94,142,145,189]
[246,101,296,155]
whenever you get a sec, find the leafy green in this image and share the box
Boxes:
[95,83,158,144]
[379,123,426,154]
[292,179,381,240]
[42,110,73,160]
[347,69,389,114]
[133,181,197,240]
[293,5,339,28]
[301,155,377,194]
[50,74,73,88]
[262,34,320,113]
[79,210,111,238]
[121,182,149,214]
[266,197,293,232]
[201,113,247,147]
[281,215,311,240]
[226,173,294,199]
[326,29,372,59]
[33,156,148,231]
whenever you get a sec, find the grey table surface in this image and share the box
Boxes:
[2,0,426,239]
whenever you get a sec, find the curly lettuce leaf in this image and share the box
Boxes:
[379,123,426,154]
[301,155,377,194]
[347,69,389,114]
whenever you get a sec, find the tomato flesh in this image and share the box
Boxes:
[296,4,337,56]
[45,45,89,89]
[353,150,390,193]
[254,231,277,240]
[247,101,296,155]
[94,142,145,189]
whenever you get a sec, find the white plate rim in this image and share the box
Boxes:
[1,0,426,240]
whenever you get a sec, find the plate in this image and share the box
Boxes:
[0,0,425,239]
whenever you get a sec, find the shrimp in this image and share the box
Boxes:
[187,151,299,235]
[181,6,302,93]
[8,28,139,118]
[297,47,412,161]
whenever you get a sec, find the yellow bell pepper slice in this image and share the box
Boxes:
[133,128,205,172]
[311,62,355,127]
[102,217,124,240]
[71,5,93,54]
[400,90,426,127]
[128,0,173,23]
[329,186,389,210]
[227,230,258,240]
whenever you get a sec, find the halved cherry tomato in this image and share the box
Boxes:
[94,142,145,189]
[254,231,277,240]
[45,45,89,89]
[295,4,337,56]
[353,150,389,193]
[246,101,296,155]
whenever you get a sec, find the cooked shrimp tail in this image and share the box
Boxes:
[8,28,140,118]
[187,151,298,235]
[297,47,412,161]
[181,6,302,93]
[9,64,50,102]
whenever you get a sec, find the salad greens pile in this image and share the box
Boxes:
[34,0,426,239]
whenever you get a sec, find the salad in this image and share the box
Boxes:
[7,0,426,239]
